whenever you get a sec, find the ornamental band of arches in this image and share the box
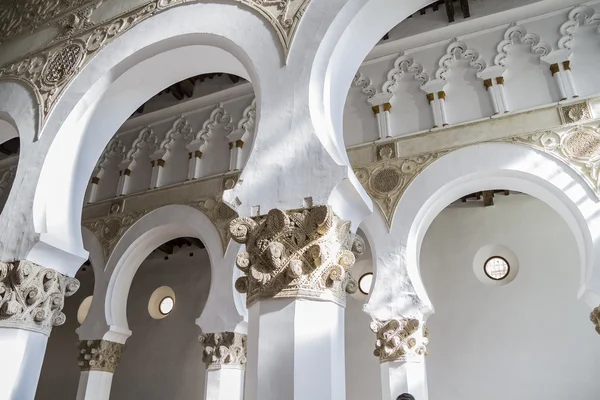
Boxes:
[1,0,600,399]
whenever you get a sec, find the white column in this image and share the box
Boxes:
[437,91,448,126]
[86,176,99,203]
[205,368,245,400]
[371,317,429,400]
[199,332,246,400]
[382,102,392,138]
[0,260,79,400]
[372,105,384,139]
[495,77,510,113]
[229,206,363,400]
[75,339,125,400]
[235,141,244,170]
[116,169,130,196]
[76,371,115,400]
[483,79,499,115]
[0,329,49,400]
[562,60,579,99]
[550,63,568,101]
[245,299,345,400]
[426,93,439,128]
[149,158,164,188]
[188,150,203,180]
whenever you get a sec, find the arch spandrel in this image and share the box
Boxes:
[361,140,600,322]
[0,0,310,129]
[82,173,240,263]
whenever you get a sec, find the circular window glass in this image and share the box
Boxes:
[359,272,373,295]
[159,296,174,315]
[484,256,510,280]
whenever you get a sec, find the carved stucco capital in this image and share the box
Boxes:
[370,317,429,363]
[229,205,364,307]
[77,340,125,373]
[198,332,247,370]
[590,306,600,335]
[0,260,79,335]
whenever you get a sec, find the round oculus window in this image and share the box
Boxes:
[358,272,373,295]
[159,296,174,315]
[484,256,510,280]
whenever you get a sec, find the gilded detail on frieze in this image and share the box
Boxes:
[0,0,309,126]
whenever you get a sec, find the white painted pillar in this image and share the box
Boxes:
[437,91,449,126]
[381,361,428,400]
[0,260,79,400]
[228,142,237,171]
[371,317,429,400]
[483,79,499,115]
[550,63,568,101]
[229,206,363,400]
[372,105,385,139]
[188,150,203,180]
[205,368,245,400]
[235,140,244,170]
[562,60,579,99]
[149,158,164,188]
[245,299,346,400]
[495,77,510,113]
[199,332,247,400]
[0,328,49,400]
[75,339,125,400]
[116,169,130,196]
[86,176,100,203]
[76,371,115,400]
[426,93,439,128]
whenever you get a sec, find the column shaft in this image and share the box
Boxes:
[0,328,48,400]
[381,361,428,400]
[205,368,245,400]
[76,371,115,400]
[245,299,345,400]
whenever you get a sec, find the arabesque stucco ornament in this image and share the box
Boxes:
[590,306,600,335]
[0,0,310,125]
[198,332,247,370]
[0,260,79,335]
[370,317,429,363]
[229,205,364,307]
[77,339,125,373]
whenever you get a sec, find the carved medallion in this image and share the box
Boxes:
[42,43,85,86]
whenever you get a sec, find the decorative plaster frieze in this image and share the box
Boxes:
[435,40,486,81]
[381,53,429,95]
[590,306,600,335]
[0,0,308,125]
[77,339,125,373]
[83,190,238,260]
[229,205,364,307]
[494,24,551,68]
[198,332,247,370]
[353,72,376,98]
[558,5,600,51]
[0,0,101,44]
[370,317,428,363]
[0,260,79,335]
[355,106,600,227]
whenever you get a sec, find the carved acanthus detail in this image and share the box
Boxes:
[370,318,428,363]
[0,261,79,335]
[229,205,363,307]
[77,340,125,373]
[590,306,600,335]
[198,332,247,370]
